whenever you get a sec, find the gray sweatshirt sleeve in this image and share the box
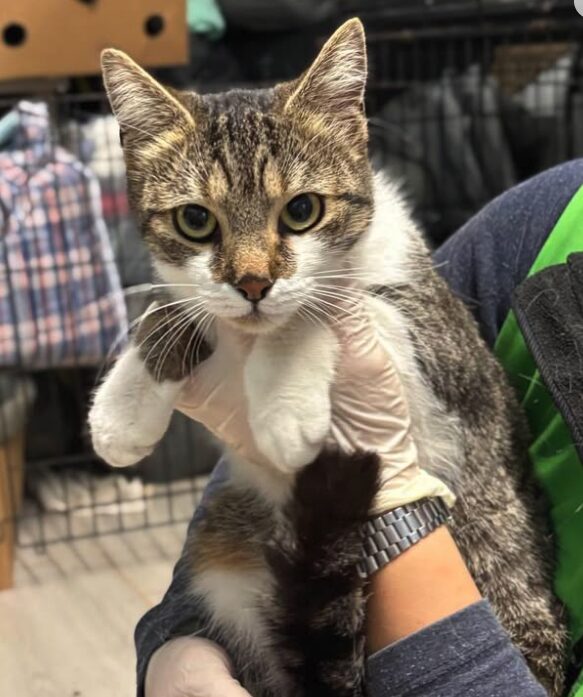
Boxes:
[367,600,547,697]
[134,459,230,697]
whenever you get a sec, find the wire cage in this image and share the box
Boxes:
[0,0,581,586]
[362,0,583,242]
[0,93,219,586]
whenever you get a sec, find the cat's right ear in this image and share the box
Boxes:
[101,49,194,143]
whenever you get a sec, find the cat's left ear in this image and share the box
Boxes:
[284,18,367,130]
[101,49,194,143]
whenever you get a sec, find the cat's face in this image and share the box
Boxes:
[102,19,373,334]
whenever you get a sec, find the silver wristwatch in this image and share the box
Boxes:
[357,497,451,579]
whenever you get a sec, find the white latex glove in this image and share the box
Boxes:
[176,325,270,467]
[145,637,251,697]
[177,301,455,513]
[328,300,455,512]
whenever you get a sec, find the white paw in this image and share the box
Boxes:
[88,346,184,468]
[250,406,330,473]
[244,318,336,473]
[89,405,159,468]
[92,431,155,468]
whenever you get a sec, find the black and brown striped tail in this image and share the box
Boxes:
[267,449,380,697]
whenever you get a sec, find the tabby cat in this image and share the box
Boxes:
[90,19,568,697]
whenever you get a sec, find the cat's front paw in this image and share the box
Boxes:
[250,405,330,473]
[88,345,184,468]
[89,403,159,468]
[244,318,336,474]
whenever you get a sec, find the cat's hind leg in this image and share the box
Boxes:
[187,485,285,697]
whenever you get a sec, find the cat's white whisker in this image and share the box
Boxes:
[184,306,212,368]
[194,314,215,367]
[141,306,192,373]
[181,306,212,377]
[296,306,316,329]
[161,307,209,381]
[155,304,210,381]
[149,283,204,289]
[313,283,389,306]
[311,265,372,276]
[150,309,195,381]
[142,296,206,318]
[312,289,381,312]
[181,324,198,378]
[97,314,145,380]
[136,310,187,352]
[297,302,327,331]
[310,293,362,321]
[155,319,191,381]
[135,299,208,359]
[312,285,364,304]
[298,296,339,329]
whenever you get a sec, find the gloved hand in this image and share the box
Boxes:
[328,298,455,512]
[175,324,271,467]
[176,298,455,513]
[145,637,251,697]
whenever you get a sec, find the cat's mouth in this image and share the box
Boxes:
[225,304,287,334]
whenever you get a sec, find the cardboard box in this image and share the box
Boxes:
[0,0,187,82]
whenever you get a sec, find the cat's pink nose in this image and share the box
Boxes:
[235,275,273,302]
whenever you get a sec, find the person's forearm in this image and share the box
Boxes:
[366,525,481,652]
[365,526,547,697]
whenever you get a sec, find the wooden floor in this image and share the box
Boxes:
[0,481,204,697]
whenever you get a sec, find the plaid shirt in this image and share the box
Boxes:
[0,102,127,368]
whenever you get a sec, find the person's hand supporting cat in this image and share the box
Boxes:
[146,302,455,697]
[145,637,249,697]
[176,299,455,512]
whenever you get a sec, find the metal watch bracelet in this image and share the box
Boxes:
[357,497,451,579]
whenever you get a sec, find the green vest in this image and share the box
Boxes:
[494,185,583,696]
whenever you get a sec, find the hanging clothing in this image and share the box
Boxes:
[0,101,127,368]
[63,113,151,288]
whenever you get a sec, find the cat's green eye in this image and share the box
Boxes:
[173,204,218,242]
[280,193,323,233]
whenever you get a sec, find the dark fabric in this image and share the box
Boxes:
[512,253,583,685]
[135,161,583,696]
[434,159,583,348]
[512,252,583,468]
[367,600,547,697]
[134,459,230,697]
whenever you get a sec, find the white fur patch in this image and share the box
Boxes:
[245,316,337,474]
[155,256,253,320]
[351,173,417,287]
[89,346,185,468]
[193,566,272,641]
